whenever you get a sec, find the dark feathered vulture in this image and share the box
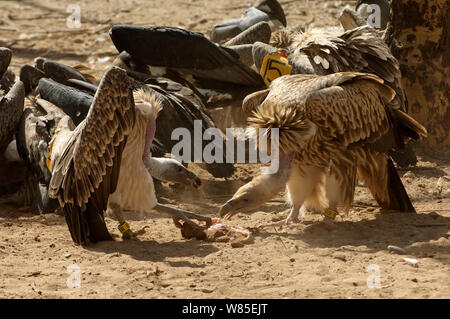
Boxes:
[15,98,65,214]
[109,24,264,87]
[34,57,95,85]
[210,0,287,43]
[0,81,25,155]
[0,47,15,95]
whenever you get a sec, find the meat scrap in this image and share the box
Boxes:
[176,218,253,247]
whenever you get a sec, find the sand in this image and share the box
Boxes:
[0,0,449,299]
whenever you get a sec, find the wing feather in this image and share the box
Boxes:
[49,67,135,244]
[303,73,394,147]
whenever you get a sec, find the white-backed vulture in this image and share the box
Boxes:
[220,72,427,225]
[47,67,205,245]
[48,67,135,244]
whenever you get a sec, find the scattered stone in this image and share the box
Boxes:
[402,257,419,267]
[387,245,407,255]
[403,171,416,179]
[333,254,347,262]
[201,286,216,293]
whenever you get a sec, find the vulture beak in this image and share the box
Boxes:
[219,151,294,220]
[219,198,240,220]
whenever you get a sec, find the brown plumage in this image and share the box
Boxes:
[265,25,407,113]
[48,67,205,245]
[220,72,427,224]
[48,67,135,245]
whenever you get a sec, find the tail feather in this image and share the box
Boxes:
[391,108,428,140]
[358,154,415,212]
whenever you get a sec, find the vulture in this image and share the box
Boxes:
[0,80,25,156]
[253,24,418,166]
[47,66,204,245]
[34,63,236,179]
[0,47,15,95]
[109,24,264,87]
[210,0,287,43]
[15,97,65,213]
[219,72,427,225]
[34,57,96,85]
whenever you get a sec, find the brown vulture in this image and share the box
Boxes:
[252,23,419,166]
[219,72,427,225]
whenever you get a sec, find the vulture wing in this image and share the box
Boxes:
[297,72,415,212]
[297,26,406,111]
[0,81,25,154]
[109,25,264,87]
[248,72,418,212]
[38,78,92,126]
[48,67,135,245]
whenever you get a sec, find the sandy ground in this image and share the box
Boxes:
[0,0,449,299]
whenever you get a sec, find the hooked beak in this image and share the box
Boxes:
[219,198,248,220]
[219,198,235,220]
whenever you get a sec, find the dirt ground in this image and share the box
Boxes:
[0,0,449,299]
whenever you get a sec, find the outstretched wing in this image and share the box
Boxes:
[49,67,135,245]
[109,25,264,87]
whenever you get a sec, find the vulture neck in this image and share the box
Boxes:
[143,115,156,164]
[134,103,157,168]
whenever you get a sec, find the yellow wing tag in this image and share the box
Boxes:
[260,52,292,87]
[46,127,61,173]
[46,142,53,173]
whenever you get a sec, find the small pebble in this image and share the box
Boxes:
[402,257,419,267]
[387,245,407,255]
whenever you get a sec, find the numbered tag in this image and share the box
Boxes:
[260,52,292,87]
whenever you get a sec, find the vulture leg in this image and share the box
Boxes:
[285,166,327,224]
[107,202,146,240]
